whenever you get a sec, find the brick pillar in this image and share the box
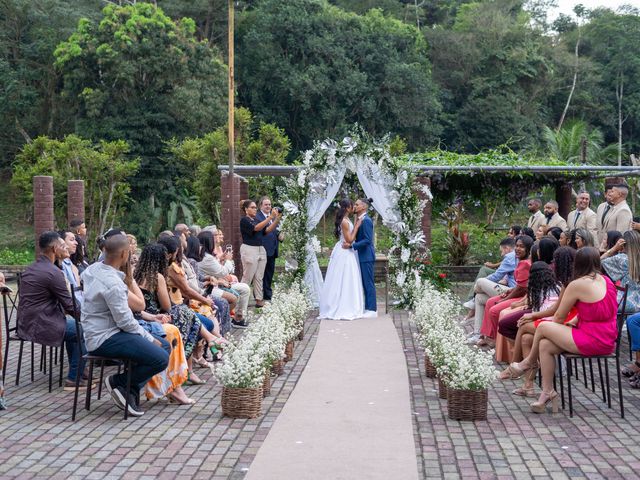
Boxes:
[221,172,249,279]
[555,182,573,221]
[33,176,54,256]
[67,180,85,227]
[416,177,432,249]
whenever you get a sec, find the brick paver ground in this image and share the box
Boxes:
[393,309,640,480]
[3,287,640,479]
[0,307,319,480]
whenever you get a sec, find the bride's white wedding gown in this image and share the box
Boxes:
[318,220,365,320]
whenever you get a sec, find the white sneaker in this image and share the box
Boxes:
[466,333,481,344]
[362,310,378,318]
[462,299,475,310]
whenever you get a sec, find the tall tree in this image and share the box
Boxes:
[582,9,640,164]
[237,0,442,151]
[54,3,228,180]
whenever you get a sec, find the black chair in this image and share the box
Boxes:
[558,284,628,418]
[2,279,64,392]
[70,288,133,421]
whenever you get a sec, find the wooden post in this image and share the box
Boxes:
[228,0,235,178]
[221,172,248,279]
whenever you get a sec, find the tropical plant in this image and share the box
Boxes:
[441,203,470,266]
[542,120,616,164]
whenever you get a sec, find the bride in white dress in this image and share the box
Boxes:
[318,199,365,320]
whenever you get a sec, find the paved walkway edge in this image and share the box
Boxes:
[245,314,419,480]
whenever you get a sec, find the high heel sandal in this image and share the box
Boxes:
[183,371,207,386]
[513,367,538,397]
[167,391,196,405]
[530,390,559,414]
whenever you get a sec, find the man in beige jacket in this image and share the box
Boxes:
[596,184,633,245]
[542,200,568,231]
[567,191,598,238]
[526,199,545,233]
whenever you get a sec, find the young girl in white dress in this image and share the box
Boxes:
[318,199,366,320]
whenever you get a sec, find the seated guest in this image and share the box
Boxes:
[175,223,191,239]
[69,219,89,267]
[508,225,522,238]
[213,230,240,284]
[198,231,251,328]
[534,237,559,264]
[184,235,233,337]
[499,262,562,397]
[567,191,598,239]
[189,225,201,237]
[134,243,208,383]
[601,230,623,255]
[465,238,517,344]
[521,227,536,241]
[498,246,575,344]
[546,227,563,242]
[509,247,618,414]
[534,226,545,241]
[82,234,170,416]
[559,230,570,247]
[542,200,568,231]
[573,228,596,249]
[601,230,640,312]
[17,231,87,390]
[477,235,533,348]
[59,229,84,307]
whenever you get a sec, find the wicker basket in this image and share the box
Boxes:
[447,388,488,421]
[221,386,262,419]
[297,329,304,341]
[262,372,271,398]
[284,340,294,362]
[272,358,284,376]
[424,353,437,378]
[438,377,448,400]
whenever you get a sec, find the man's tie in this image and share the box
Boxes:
[601,205,611,225]
[574,212,581,228]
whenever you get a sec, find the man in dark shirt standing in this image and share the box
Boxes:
[17,231,87,389]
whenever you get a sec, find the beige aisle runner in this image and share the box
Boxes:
[245,314,419,480]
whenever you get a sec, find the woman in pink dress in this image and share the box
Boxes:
[508,247,618,414]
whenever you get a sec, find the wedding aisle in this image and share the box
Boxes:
[244,314,419,480]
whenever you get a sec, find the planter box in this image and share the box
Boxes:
[447,388,488,421]
[221,386,262,419]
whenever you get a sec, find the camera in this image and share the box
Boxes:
[273,206,282,214]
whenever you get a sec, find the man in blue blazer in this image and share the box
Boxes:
[257,196,281,301]
[346,198,377,317]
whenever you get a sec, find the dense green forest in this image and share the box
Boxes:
[1,0,639,245]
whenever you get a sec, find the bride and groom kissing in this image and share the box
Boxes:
[318,198,377,320]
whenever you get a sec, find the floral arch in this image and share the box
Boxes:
[278,129,432,308]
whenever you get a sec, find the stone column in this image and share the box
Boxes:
[221,172,249,279]
[416,177,432,249]
[33,176,54,256]
[555,182,573,221]
[67,180,85,227]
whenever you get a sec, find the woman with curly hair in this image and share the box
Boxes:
[499,262,562,396]
[130,244,193,404]
[135,242,219,387]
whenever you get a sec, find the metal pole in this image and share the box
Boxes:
[228,0,235,177]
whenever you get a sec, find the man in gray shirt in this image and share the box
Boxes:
[81,234,169,416]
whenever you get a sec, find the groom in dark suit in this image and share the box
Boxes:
[344,198,377,317]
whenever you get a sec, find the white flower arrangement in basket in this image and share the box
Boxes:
[409,278,496,391]
[215,334,268,389]
[216,281,312,388]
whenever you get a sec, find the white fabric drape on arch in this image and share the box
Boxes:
[355,161,402,228]
[304,165,347,306]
